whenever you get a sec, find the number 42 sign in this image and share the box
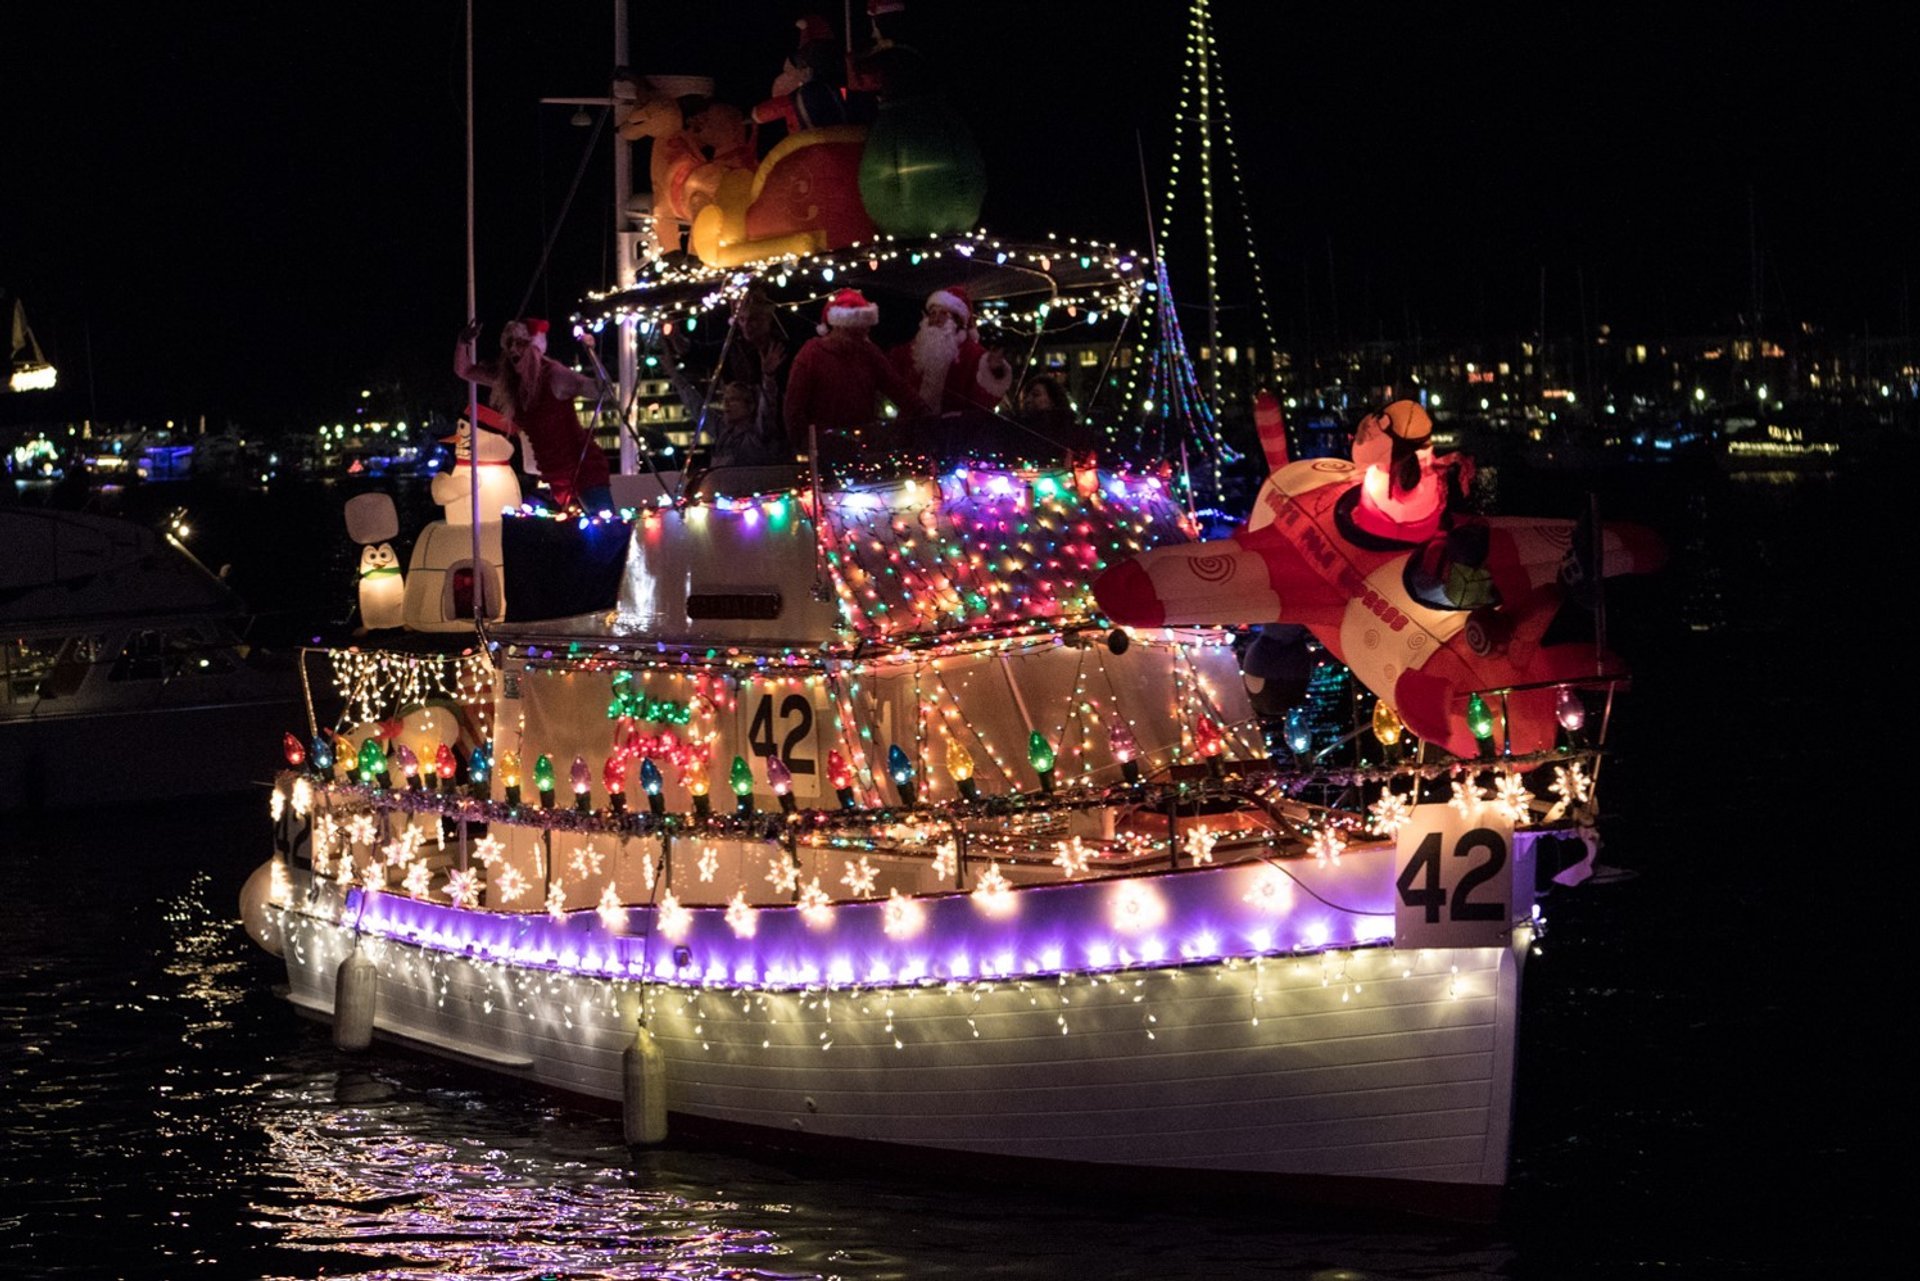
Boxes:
[1393,804,1515,948]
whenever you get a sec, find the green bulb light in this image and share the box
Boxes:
[1467,692,1495,742]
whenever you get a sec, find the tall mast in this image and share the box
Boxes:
[465,0,486,620]
[613,1,638,476]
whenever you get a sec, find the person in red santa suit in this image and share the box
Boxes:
[783,288,928,461]
[454,317,614,513]
[889,285,1013,416]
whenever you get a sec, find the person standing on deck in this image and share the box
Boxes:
[454,318,614,513]
[889,285,1011,415]
[782,289,927,461]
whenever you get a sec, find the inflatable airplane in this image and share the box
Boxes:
[1093,398,1665,758]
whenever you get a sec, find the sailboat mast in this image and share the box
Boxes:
[465,0,485,617]
[612,1,638,477]
[1195,0,1220,414]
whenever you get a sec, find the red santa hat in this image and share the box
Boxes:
[503,318,550,353]
[818,288,880,335]
[924,286,974,326]
[796,13,834,46]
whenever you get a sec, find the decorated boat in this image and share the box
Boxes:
[242,4,1660,1220]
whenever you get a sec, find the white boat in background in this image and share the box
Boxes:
[1,508,303,810]
[241,3,1653,1221]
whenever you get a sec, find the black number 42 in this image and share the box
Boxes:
[748,693,816,775]
[1395,828,1507,924]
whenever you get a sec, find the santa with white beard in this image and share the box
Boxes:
[889,285,1012,415]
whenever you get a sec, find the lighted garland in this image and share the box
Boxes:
[577,231,1145,335]
[288,744,1600,863]
[326,648,494,726]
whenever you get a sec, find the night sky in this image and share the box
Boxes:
[4,1,1913,429]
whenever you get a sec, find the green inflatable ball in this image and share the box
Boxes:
[859,97,986,237]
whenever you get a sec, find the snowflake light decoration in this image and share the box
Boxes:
[597,882,625,929]
[311,819,336,878]
[1493,772,1534,822]
[359,859,386,892]
[971,862,1013,908]
[1182,825,1218,865]
[570,844,605,879]
[472,834,506,867]
[546,882,569,922]
[1309,827,1346,865]
[657,891,692,939]
[347,814,380,848]
[842,857,877,897]
[269,790,286,822]
[1551,762,1592,806]
[883,888,925,938]
[495,863,529,904]
[725,892,758,937]
[1053,837,1091,878]
[402,859,433,898]
[766,853,799,894]
[1243,865,1294,912]
[931,839,958,881]
[1449,777,1486,818]
[798,878,833,924]
[697,845,719,882]
[444,867,480,908]
[1369,790,1414,836]
[290,777,313,818]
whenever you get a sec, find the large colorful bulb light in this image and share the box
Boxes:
[1029,731,1056,794]
[887,743,917,807]
[1467,692,1496,750]
[602,753,627,813]
[766,755,797,813]
[944,736,979,801]
[827,750,856,809]
[534,753,557,807]
[639,757,665,816]
[730,755,755,815]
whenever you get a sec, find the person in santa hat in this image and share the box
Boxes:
[454,317,614,513]
[889,285,1012,416]
[783,288,928,461]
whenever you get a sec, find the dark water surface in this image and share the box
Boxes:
[2,457,1898,1277]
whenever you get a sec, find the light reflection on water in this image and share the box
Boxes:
[252,1083,798,1280]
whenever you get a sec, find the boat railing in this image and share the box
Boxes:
[274,733,1608,912]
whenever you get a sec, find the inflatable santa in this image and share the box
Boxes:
[889,285,1011,414]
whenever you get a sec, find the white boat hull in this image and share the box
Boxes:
[271,861,1526,1215]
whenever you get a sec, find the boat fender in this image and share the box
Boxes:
[333,949,378,1052]
[238,860,284,958]
[623,1024,668,1145]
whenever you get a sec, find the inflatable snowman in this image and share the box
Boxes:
[432,409,522,524]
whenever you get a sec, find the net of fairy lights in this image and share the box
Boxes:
[326,649,494,727]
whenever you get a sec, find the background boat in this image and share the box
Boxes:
[0,507,305,810]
